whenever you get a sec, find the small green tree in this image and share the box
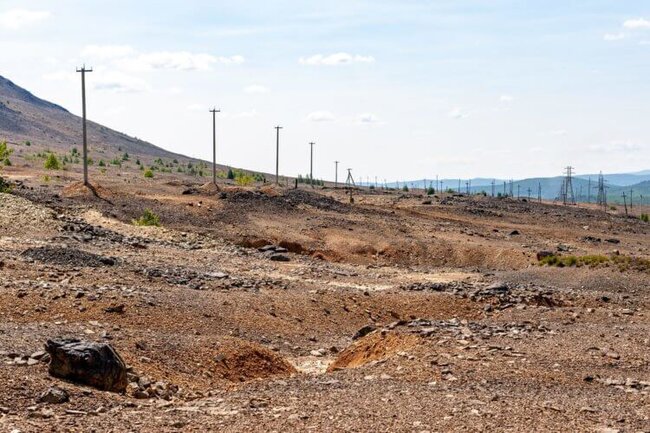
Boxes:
[144,169,154,178]
[402,185,409,192]
[227,167,235,180]
[0,140,13,166]
[426,186,435,195]
[44,153,61,170]
[133,209,161,227]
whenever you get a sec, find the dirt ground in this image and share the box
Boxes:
[0,169,648,432]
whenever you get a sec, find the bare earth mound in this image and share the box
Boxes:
[213,339,297,382]
[328,331,421,371]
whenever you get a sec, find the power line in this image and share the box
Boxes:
[76,65,93,186]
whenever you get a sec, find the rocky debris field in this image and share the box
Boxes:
[0,182,649,432]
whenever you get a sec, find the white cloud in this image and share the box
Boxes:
[186,104,206,112]
[306,111,336,122]
[358,113,380,124]
[604,33,626,41]
[589,140,643,152]
[42,70,75,82]
[93,71,150,93]
[81,45,136,60]
[549,129,567,136]
[79,45,244,71]
[623,18,650,29]
[499,94,514,103]
[244,84,269,94]
[128,52,243,71]
[0,9,50,30]
[299,53,375,66]
[449,107,468,119]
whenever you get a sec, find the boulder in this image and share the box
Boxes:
[45,338,128,393]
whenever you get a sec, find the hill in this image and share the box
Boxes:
[0,75,194,165]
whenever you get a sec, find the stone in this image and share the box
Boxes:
[45,338,128,393]
[104,304,125,314]
[269,254,290,262]
[353,325,376,340]
[37,387,70,404]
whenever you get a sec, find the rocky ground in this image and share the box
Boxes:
[0,174,649,432]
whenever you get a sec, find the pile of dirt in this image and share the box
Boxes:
[0,192,58,235]
[21,246,117,267]
[198,182,221,194]
[61,181,113,200]
[212,339,297,382]
[223,189,352,214]
[327,331,421,371]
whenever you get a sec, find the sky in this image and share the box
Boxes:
[1,0,649,182]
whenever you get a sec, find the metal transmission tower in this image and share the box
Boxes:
[334,161,339,188]
[209,108,220,184]
[274,126,283,185]
[621,191,628,216]
[538,182,542,203]
[503,181,507,197]
[309,142,315,186]
[491,179,496,197]
[76,65,93,186]
[596,172,607,209]
[587,177,592,203]
[517,184,521,199]
[509,180,514,198]
[559,166,576,205]
[527,187,532,200]
[345,169,355,187]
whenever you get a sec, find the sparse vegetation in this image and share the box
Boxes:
[133,209,161,227]
[44,153,61,170]
[0,140,13,167]
[539,253,649,272]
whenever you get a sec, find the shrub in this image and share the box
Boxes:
[144,169,154,178]
[25,140,31,146]
[0,176,11,193]
[426,186,435,195]
[641,213,649,223]
[98,159,106,167]
[235,174,254,186]
[227,168,235,180]
[402,185,409,192]
[133,209,160,227]
[0,140,13,166]
[44,153,61,170]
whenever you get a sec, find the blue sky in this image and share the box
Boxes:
[1,0,649,181]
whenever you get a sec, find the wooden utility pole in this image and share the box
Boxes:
[210,108,220,184]
[334,161,339,188]
[309,142,315,186]
[622,192,628,216]
[76,65,93,186]
[274,126,283,185]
